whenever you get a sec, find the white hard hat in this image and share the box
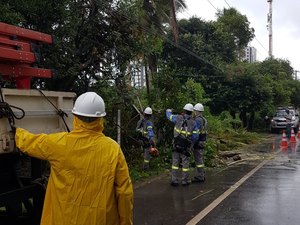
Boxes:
[72,92,106,117]
[194,103,204,112]
[183,103,194,112]
[144,107,152,115]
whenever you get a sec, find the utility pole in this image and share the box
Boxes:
[267,0,273,58]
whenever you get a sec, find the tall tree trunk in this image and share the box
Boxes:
[148,54,157,80]
[144,61,151,105]
[239,110,247,128]
[169,0,179,44]
[248,111,255,131]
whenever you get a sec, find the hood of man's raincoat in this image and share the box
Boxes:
[73,115,104,133]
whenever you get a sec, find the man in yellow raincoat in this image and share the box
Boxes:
[15,92,133,225]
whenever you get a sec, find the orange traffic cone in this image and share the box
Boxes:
[272,138,275,152]
[280,130,288,149]
[290,129,296,143]
[297,125,300,138]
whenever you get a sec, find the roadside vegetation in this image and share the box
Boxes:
[1,0,299,181]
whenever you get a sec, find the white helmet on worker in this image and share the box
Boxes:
[183,103,194,112]
[144,107,153,115]
[194,103,204,112]
[72,92,106,117]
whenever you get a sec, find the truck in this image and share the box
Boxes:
[0,22,76,224]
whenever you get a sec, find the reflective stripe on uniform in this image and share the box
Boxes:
[182,168,190,172]
[144,159,150,163]
[174,127,191,136]
[172,165,179,170]
[147,126,152,129]
[196,164,204,168]
[170,115,173,121]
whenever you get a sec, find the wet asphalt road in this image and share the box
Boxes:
[133,134,300,225]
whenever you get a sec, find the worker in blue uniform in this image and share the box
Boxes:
[166,104,198,186]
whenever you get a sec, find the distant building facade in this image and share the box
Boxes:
[243,46,257,63]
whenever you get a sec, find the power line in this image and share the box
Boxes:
[177,25,237,64]
[184,0,269,58]
[217,0,269,58]
[177,1,193,18]
[177,2,252,63]
[206,0,218,11]
[160,2,237,65]
[177,10,192,19]
[172,1,238,65]
[108,4,225,74]
[143,2,267,68]
[253,37,268,54]
[223,0,268,56]
[255,48,266,59]
[223,0,231,8]
[147,2,265,71]
[163,37,224,73]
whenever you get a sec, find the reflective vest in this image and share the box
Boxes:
[136,118,153,140]
[195,115,207,133]
[173,115,195,139]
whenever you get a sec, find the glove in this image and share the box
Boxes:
[166,109,172,113]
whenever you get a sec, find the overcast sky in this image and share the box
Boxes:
[178,0,300,72]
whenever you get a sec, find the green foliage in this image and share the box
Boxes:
[226,64,273,112]
[203,139,218,167]
[0,0,146,93]
[256,58,296,109]
[152,67,209,111]
[216,7,255,50]
[163,16,238,74]
[259,58,294,80]
[218,111,242,130]
[0,2,25,24]
[151,66,182,110]
[288,80,300,108]
[184,79,210,104]
[128,145,172,182]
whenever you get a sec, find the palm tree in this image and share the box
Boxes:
[142,0,186,44]
[140,0,186,102]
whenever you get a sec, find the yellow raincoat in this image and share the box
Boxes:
[15,116,133,225]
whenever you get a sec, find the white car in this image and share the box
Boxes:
[270,108,299,133]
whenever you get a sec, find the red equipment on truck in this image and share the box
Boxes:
[0,22,75,225]
[0,22,53,89]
